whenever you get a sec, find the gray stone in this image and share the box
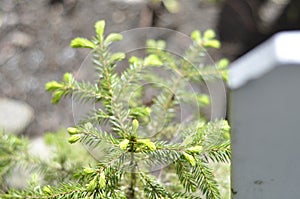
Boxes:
[0,98,34,135]
[5,166,30,189]
[229,31,300,199]
[29,137,52,160]
[10,31,33,48]
[2,12,19,26]
[0,42,16,65]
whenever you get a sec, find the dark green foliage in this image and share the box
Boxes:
[0,20,230,198]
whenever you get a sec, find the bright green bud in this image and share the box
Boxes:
[68,135,81,144]
[191,30,201,41]
[99,172,106,188]
[146,39,156,48]
[186,145,203,153]
[145,107,151,115]
[104,33,123,46]
[221,71,229,82]
[221,120,230,131]
[183,152,196,166]
[135,146,143,152]
[224,132,230,139]
[218,58,229,69]
[144,54,163,66]
[63,73,73,84]
[70,37,96,49]
[198,95,210,105]
[83,167,95,174]
[129,56,139,64]
[164,0,180,13]
[137,139,156,151]
[203,39,221,49]
[95,20,105,37]
[156,40,166,49]
[86,178,97,191]
[119,139,130,150]
[51,90,64,104]
[42,186,52,194]
[204,29,216,39]
[132,119,139,133]
[110,52,126,63]
[67,127,79,135]
[45,81,63,91]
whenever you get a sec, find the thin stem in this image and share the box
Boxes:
[151,76,183,138]
[127,137,137,199]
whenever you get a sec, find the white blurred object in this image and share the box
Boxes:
[0,98,34,135]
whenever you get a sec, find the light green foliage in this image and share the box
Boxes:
[70,37,96,49]
[191,29,221,49]
[95,20,105,38]
[1,20,230,199]
[0,130,94,196]
[144,54,163,66]
[119,139,130,150]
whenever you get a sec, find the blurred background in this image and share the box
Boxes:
[0,0,299,137]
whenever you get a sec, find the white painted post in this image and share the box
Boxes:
[229,31,300,199]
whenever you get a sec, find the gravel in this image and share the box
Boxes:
[0,0,220,137]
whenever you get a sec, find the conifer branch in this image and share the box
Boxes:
[203,141,231,163]
[193,160,221,199]
[1,20,230,199]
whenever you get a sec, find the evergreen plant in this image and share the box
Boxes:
[0,20,230,199]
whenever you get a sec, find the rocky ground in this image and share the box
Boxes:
[0,0,222,137]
